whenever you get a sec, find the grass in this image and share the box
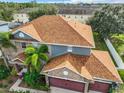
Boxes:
[111,34,124,62]
[118,69,124,82]
[93,32,108,51]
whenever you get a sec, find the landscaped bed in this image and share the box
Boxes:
[19,73,49,91]
[0,75,18,89]
[111,34,124,62]
[0,58,18,93]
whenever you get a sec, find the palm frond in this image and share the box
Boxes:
[24,46,36,55]
[31,53,38,67]
[38,44,48,53]
[24,56,32,65]
[39,53,49,62]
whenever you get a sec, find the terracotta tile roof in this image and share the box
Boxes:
[12,15,95,47]
[43,50,122,83]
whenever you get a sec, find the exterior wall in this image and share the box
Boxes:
[51,45,91,57]
[89,81,110,93]
[49,77,85,92]
[13,13,29,23]
[72,47,91,55]
[51,45,68,56]
[47,67,84,82]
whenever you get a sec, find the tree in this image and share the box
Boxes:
[0,8,13,21]
[24,44,49,73]
[0,32,16,69]
[28,4,58,20]
[87,5,124,39]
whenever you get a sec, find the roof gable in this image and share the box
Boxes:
[13,31,35,40]
[47,67,87,82]
[12,24,42,42]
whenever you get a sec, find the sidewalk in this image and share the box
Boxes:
[104,39,124,69]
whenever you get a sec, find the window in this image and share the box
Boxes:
[32,42,38,47]
[21,42,26,48]
[67,46,72,52]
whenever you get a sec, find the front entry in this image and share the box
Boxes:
[49,77,85,93]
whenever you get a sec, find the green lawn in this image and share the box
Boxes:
[111,34,124,62]
[93,32,108,51]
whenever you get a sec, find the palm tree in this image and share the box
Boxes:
[24,44,49,73]
[0,32,16,69]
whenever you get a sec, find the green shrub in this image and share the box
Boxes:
[0,83,8,88]
[0,65,10,80]
[118,70,124,81]
[23,71,40,87]
[23,71,49,91]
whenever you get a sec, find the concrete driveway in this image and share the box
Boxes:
[50,87,82,93]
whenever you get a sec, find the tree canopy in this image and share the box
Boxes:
[87,5,124,38]
[28,4,58,20]
[0,8,14,21]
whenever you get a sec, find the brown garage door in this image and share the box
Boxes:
[89,81,110,93]
[49,77,85,92]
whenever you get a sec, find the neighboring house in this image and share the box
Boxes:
[0,20,10,32]
[13,13,29,23]
[58,6,99,23]
[12,8,39,23]
[6,15,122,93]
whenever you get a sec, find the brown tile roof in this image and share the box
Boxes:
[43,50,122,83]
[12,15,95,47]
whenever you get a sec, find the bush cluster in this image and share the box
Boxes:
[0,65,10,80]
[23,71,49,91]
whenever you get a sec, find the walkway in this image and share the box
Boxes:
[10,78,48,93]
[104,39,124,69]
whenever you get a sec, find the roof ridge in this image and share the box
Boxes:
[59,16,92,46]
[66,19,93,46]
[30,17,45,42]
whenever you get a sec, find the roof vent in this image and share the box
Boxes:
[63,71,68,76]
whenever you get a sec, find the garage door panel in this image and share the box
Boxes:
[49,77,85,92]
[89,82,110,93]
